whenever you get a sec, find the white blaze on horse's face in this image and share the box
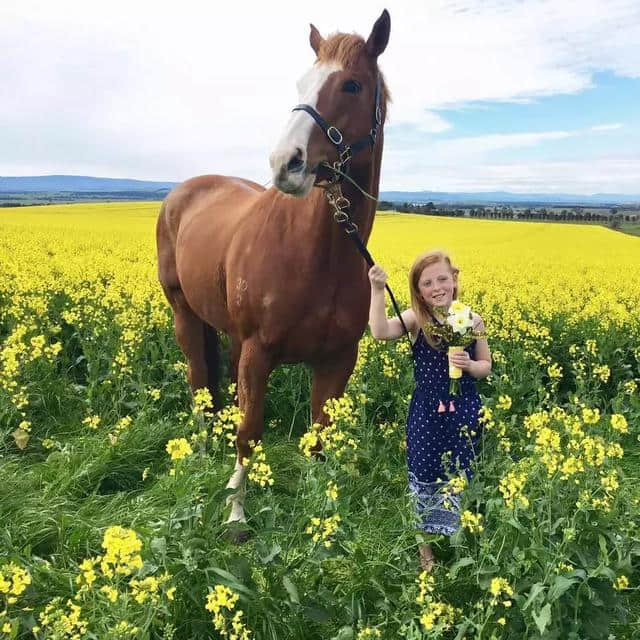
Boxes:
[270,61,343,197]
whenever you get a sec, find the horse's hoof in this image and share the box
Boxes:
[226,524,251,544]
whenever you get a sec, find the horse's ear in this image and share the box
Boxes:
[309,23,324,56]
[366,9,390,59]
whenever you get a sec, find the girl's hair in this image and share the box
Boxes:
[409,250,459,349]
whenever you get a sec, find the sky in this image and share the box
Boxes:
[2,0,640,194]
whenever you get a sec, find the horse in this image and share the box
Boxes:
[156,9,390,531]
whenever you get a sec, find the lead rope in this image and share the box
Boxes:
[323,180,412,346]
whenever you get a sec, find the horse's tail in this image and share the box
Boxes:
[203,322,222,409]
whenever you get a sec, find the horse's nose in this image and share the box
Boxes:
[286,147,305,173]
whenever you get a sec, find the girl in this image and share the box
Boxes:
[368,250,491,572]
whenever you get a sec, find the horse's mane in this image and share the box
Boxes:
[316,33,391,106]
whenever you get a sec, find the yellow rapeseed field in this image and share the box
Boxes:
[1,202,639,639]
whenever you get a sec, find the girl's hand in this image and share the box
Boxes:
[368,265,387,291]
[449,350,472,371]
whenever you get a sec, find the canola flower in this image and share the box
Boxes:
[488,577,514,607]
[100,526,143,578]
[242,441,274,488]
[166,437,193,461]
[205,585,251,639]
[305,514,342,548]
[460,510,484,533]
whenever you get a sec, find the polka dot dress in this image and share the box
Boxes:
[407,328,482,535]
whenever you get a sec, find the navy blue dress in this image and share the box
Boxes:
[407,328,482,535]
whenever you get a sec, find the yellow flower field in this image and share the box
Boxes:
[1,202,639,639]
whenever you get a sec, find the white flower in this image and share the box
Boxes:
[447,311,473,334]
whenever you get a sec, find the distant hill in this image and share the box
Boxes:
[379,190,640,207]
[2,176,639,207]
[0,175,178,193]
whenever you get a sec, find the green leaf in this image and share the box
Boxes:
[598,534,608,559]
[548,575,578,602]
[507,517,526,532]
[282,575,300,604]
[207,566,255,597]
[532,603,551,634]
[259,543,282,565]
[331,626,354,640]
[304,602,332,623]
[448,556,475,579]
[150,536,166,557]
[522,583,546,611]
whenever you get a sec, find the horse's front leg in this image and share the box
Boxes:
[310,344,359,437]
[225,337,273,532]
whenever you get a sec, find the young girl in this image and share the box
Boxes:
[368,250,491,572]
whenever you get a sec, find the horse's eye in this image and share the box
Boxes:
[342,80,361,94]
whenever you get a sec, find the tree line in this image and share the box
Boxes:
[377,202,639,228]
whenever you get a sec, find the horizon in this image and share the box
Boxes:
[2,174,640,199]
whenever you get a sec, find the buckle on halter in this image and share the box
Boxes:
[369,128,377,144]
[327,126,343,145]
[375,106,382,125]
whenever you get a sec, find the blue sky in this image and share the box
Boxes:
[1,0,639,193]
[383,72,640,188]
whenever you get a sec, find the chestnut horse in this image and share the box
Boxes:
[156,10,390,528]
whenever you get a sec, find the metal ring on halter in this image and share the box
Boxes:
[334,210,350,223]
[375,106,382,125]
[335,196,351,210]
[345,221,359,234]
[327,126,343,145]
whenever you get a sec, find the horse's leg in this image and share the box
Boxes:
[225,337,272,530]
[310,344,359,435]
[230,337,241,388]
[157,212,220,406]
[166,288,220,406]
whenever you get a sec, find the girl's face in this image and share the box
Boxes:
[418,261,456,309]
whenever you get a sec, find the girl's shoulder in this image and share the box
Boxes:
[471,312,486,333]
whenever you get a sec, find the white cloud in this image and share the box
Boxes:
[1,0,639,191]
[590,123,624,131]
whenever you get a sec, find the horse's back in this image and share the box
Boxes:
[157,175,267,328]
[158,175,264,244]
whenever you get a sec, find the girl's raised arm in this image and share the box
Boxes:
[368,265,417,340]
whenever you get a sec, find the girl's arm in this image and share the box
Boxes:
[449,313,492,379]
[368,265,418,340]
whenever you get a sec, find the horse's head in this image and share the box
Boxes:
[270,10,390,197]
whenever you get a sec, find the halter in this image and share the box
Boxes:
[290,73,411,342]
[291,75,383,182]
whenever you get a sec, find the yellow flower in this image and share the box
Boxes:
[496,394,512,410]
[165,437,193,461]
[547,363,563,379]
[325,481,339,501]
[582,407,600,424]
[614,575,629,590]
[460,510,484,533]
[610,414,628,433]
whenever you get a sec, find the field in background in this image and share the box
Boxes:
[1,202,639,639]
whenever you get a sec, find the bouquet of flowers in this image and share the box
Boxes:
[424,300,484,395]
